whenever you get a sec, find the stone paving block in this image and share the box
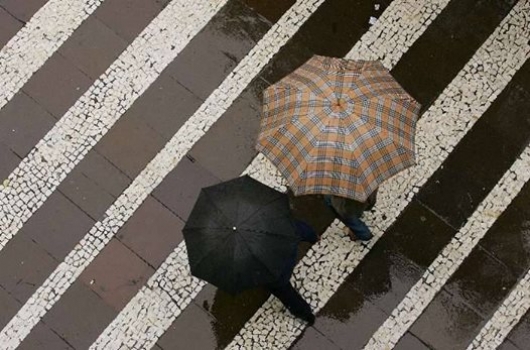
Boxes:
[417,81,530,229]
[126,74,203,141]
[345,239,424,315]
[443,246,518,318]
[313,282,388,350]
[260,38,314,85]
[506,310,530,350]
[0,0,48,23]
[0,234,57,302]
[239,75,269,112]
[117,196,184,268]
[296,0,390,58]
[291,327,341,350]
[497,340,523,350]
[380,200,457,269]
[73,150,131,198]
[479,182,530,276]
[21,191,94,261]
[0,7,22,48]
[239,0,294,23]
[189,80,265,181]
[391,0,516,110]
[93,0,167,43]
[22,52,92,119]
[391,24,467,110]
[0,141,21,180]
[95,115,166,178]
[166,0,270,99]
[43,281,116,349]
[193,283,269,348]
[58,169,116,221]
[158,303,219,350]
[513,61,530,93]
[394,332,432,350]
[79,238,155,310]
[0,286,21,330]
[410,290,485,350]
[18,321,74,350]
[0,91,56,157]
[58,16,128,79]
[153,156,221,220]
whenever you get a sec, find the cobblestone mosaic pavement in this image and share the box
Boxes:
[0,0,529,349]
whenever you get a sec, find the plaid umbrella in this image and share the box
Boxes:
[257,55,421,202]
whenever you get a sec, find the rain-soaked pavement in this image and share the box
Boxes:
[0,0,529,349]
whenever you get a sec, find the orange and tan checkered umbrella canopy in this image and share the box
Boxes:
[257,55,421,202]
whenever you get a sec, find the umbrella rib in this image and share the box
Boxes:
[188,228,235,275]
[237,231,279,279]
[202,191,234,227]
[237,195,286,228]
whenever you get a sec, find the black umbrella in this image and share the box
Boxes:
[183,175,299,295]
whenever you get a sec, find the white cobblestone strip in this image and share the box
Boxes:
[347,0,445,67]
[87,1,325,348]
[366,147,530,350]
[0,0,105,111]
[91,1,451,348]
[467,267,530,350]
[0,0,225,254]
[0,1,324,348]
[229,2,530,348]
[0,0,228,348]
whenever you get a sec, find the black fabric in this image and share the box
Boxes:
[184,175,300,294]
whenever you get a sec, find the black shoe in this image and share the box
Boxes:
[289,307,315,326]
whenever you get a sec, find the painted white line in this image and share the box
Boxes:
[0,0,105,111]
[0,0,325,348]
[90,0,453,347]
[229,2,530,348]
[467,267,530,350]
[84,2,342,349]
[366,147,530,349]
[0,0,224,254]
[0,0,228,348]
[87,1,326,348]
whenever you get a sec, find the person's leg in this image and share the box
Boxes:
[268,282,315,325]
[341,216,373,241]
[323,195,373,241]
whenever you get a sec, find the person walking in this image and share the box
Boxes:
[265,219,317,325]
[256,55,420,244]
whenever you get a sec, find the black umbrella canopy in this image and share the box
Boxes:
[183,175,299,294]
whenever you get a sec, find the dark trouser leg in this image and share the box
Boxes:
[341,216,373,241]
[268,282,315,325]
[323,195,373,241]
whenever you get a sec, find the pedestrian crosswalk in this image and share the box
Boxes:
[0,0,529,349]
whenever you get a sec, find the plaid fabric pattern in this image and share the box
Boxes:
[257,55,421,201]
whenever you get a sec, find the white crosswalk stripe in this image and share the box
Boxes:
[88,1,328,348]
[0,0,225,254]
[230,1,530,348]
[365,122,530,348]
[0,0,227,347]
[0,0,529,348]
[468,266,530,350]
[0,0,105,111]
